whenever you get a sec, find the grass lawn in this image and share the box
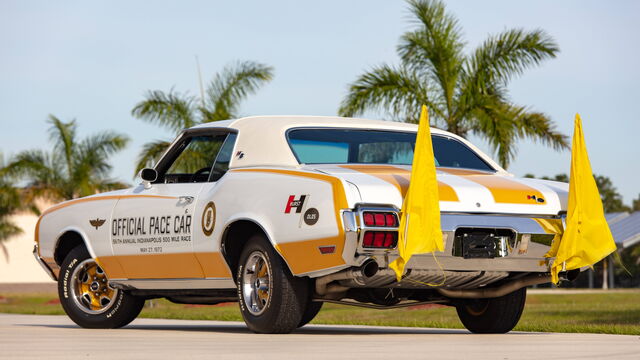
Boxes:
[1,291,638,335]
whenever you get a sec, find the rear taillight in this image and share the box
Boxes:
[362,211,398,227]
[362,231,397,249]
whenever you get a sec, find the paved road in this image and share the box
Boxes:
[0,314,638,359]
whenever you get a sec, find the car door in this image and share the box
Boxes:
[109,131,229,280]
[190,132,237,280]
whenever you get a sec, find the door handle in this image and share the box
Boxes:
[178,196,194,205]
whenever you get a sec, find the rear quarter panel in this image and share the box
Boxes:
[201,168,356,276]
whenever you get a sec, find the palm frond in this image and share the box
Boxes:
[338,65,441,123]
[464,28,558,90]
[131,89,197,133]
[0,218,22,242]
[95,179,130,192]
[205,61,274,122]
[470,100,520,168]
[511,107,569,150]
[134,139,172,174]
[75,132,131,180]
[47,115,77,178]
[4,150,62,186]
[399,0,464,115]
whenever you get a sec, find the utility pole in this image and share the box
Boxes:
[195,55,205,108]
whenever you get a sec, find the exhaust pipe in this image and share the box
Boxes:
[315,259,379,296]
[437,274,550,299]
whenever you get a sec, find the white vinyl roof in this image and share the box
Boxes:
[189,115,506,172]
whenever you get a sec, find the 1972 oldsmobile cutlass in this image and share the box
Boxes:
[33,116,574,333]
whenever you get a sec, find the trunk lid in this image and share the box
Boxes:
[307,164,568,216]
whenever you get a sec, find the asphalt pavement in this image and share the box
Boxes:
[0,313,638,359]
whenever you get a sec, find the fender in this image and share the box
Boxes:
[54,226,98,262]
[221,214,292,275]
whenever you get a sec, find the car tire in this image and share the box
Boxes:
[58,245,145,329]
[455,287,526,334]
[298,300,323,328]
[236,234,309,333]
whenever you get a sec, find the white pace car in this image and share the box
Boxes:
[33,116,573,333]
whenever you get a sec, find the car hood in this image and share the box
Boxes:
[307,164,568,216]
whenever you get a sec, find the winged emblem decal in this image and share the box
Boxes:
[89,218,106,230]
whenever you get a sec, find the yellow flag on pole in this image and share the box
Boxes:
[546,114,617,283]
[389,105,443,281]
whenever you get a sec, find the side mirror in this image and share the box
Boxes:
[140,168,158,189]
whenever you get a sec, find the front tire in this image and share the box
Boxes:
[58,246,144,329]
[236,234,309,333]
[455,287,526,334]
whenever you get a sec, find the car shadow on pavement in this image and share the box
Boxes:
[21,322,542,336]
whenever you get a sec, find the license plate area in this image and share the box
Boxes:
[452,228,515,259]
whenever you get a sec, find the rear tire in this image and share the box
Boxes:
[455,288,526,334]
[236,234,309,333]
[298,301,323,328]
[58,246,144,329]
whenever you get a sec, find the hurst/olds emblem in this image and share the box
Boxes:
[284,195,306,214]
[527,195,545,203]
[89,218,106,230]
[202,202,216,236]
[303,208,319,226]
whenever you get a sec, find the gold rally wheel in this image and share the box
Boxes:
[236,234,309,333]
[71,259,118,314]
[58,245,144,329]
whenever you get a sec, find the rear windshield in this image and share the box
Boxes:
[287,128,494,171]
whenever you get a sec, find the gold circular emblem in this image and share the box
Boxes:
[201,201,216,236]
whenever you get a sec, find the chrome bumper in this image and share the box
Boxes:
[32,244,57,281]
[345,210,562,273]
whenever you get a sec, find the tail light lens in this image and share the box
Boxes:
[362,231,397,249]
[362,211,398,227]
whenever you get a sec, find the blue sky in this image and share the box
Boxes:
[1,0,638,204]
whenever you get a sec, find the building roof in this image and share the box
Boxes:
[607,212,640,248]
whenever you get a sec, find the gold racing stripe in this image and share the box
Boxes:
[339,164,459,202]
[231,168,348,274]
[438,168,545,205]
[96,252,231,279]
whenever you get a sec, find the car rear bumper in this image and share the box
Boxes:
[344,211,562,274]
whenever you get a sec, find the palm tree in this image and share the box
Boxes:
[339,0,568,168]
[5,115,130,201]
[0,155,25,261]
[132,60,274,172]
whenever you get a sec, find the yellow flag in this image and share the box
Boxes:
[546,114,616,283]
[389,105,443,281]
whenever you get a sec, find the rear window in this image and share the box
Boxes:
[287,128,494,171]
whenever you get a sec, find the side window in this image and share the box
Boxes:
[159,134,227,183]
[210,133,237,181]
[288,139,349,164]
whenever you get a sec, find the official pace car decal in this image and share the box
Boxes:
[202,201,216,236]
[111,212,193,254]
